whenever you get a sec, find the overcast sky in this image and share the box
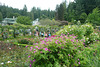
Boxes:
[0,0,74,11]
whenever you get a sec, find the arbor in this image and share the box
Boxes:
[16,16,32,25]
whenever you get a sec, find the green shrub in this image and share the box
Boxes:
[81,23,94,36]
[27,35,88,67]
[18,38,33,45]
[18,38,29,44]
[56,23,99,45]
[39,18,61,26]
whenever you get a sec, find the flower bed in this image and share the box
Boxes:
[25,34,98,67]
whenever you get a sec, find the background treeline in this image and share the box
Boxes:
[0,0,100,25]
[0,4,55,20]
[55,0,100,25]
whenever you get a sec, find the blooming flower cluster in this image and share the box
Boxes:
[25,34,87,66]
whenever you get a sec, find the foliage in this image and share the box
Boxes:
[39,18,61,26]
[0,12,3,22]
[27,35,85,67]
[16,16,32,25]
[0,4,54,20]
[55,1,66,20]
[56,23,99,45]
[21,5,28,16]
[0,42,30,67]
[0,23,100,67]
[87,8,100,25]
[18,38,30,44]
[26,34,100,67]
[80,42,100,67]
[18,37,41,45]
[55,0,100,23]
[79,12,87,24]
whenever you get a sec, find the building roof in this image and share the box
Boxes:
[2,18,17,24]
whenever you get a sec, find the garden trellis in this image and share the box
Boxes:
[0,23,61,40]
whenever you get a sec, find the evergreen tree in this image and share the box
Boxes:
[0,12,3,23]
[22,5,28,16]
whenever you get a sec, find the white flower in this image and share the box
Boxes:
[65,30,67,32]
[68,26,71,28]
[87,38,89,40]
[88,41,90,43]
[7,61,12,63]
[7,40,9,42]
[1,62,4,65]
[18,44,19,45]
[9,48,11,49]
[95,33,98,35]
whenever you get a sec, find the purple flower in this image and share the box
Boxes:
[33,43,36,45]
[26,46,28,48]
[84,40,85,42]
[30,60,33,64]
[74,47,76,49]
[71,39,74,42]
[56,40,59,41]
[73,36,76,38]
[44,48,48,51]
[42,40,45,43]
[48,49,50,51]
[76,40,78,42]
[78,59,79,60]
[45,38,48,40]
[33,59,36,62]
[34,51,36,53]
[35,46,38,48]
[64,41,66,42]
[61,47,64,49]
[31,47,33,49]
[38,48,40,49]
[78,46,80,47]
[30,47,33,51]
[34,49,36,50]
[68,33,69,34]
[59,42,61,44]
[55,41,58,44]
[30,64,31,67]
[50,40,52,41]
[79,51,81,53]
[36,43,38,45]
[28,56,31,58]
[78,62,80,64]
[83,43,85,45]
[69,35,72,36]
[68,54,70,56]
[40,51,43,53]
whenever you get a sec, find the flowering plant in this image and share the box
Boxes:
[26,34,89,67]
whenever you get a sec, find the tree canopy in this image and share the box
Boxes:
[16,16,32,25]
[0,12,3,22]
[0,4,55,20]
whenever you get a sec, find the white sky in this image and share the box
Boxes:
[0,0,74,11]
